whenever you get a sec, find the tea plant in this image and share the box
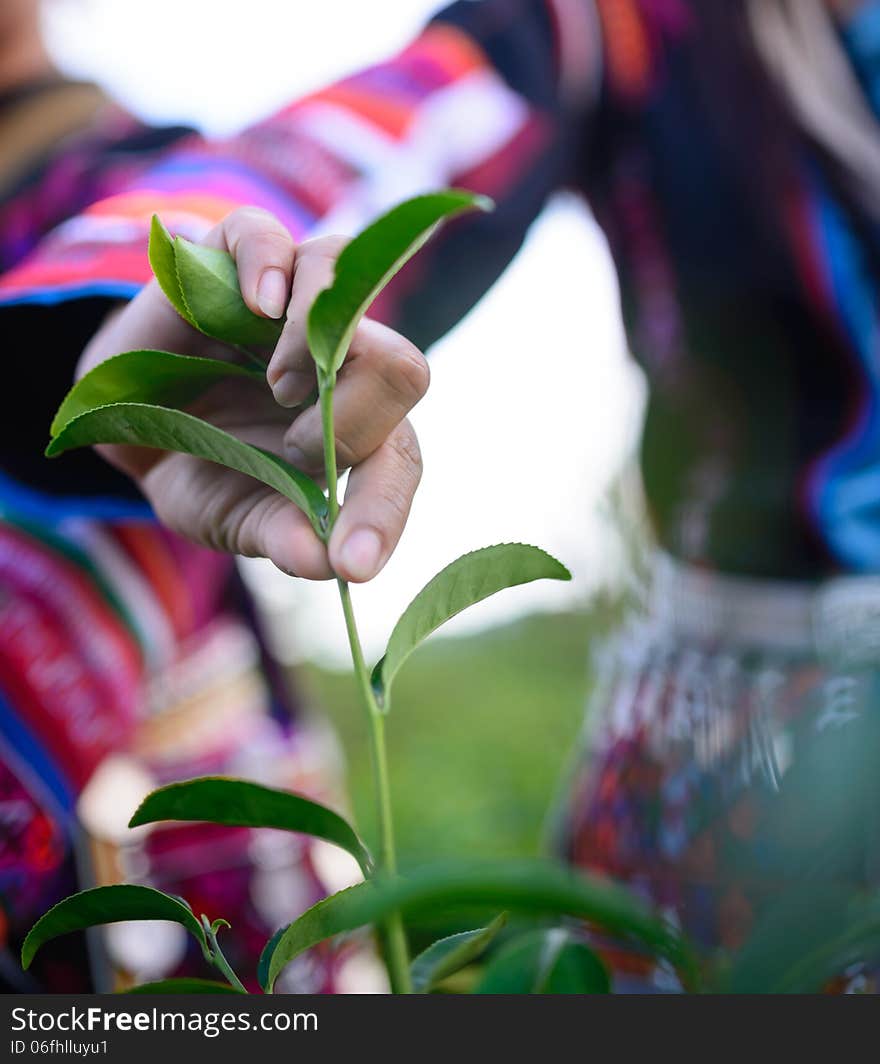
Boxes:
[22,191,696,995]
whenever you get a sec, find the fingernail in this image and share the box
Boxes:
[272,369,311,407]
[257,268,288,319]
[339,528,383,582]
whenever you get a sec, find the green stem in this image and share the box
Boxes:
[336,583,392,869]
[203,919,247,993]
[337,581,412,994]
[320,382,340,524]
[317,371,412,995]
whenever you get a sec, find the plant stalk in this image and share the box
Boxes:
[320,383,340,525]
[203,919,247,993]
[318,371,412,995]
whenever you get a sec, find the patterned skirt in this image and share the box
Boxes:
[558,553,880,992]
[0,504,371,994]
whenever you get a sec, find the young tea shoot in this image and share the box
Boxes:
[25,191,698,995]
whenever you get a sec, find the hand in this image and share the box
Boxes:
[79,207,429,582]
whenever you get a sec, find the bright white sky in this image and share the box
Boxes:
[43,0,644,665]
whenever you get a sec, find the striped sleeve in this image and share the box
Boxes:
[0,1,603,347]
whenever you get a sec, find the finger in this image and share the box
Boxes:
[142,455,333,580]
[246,494,334,580]
[266,234,348,406]
[328,420,423,583]
[203,206,296,321]
[282,318,429,473]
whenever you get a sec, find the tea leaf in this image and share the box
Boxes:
[372,544,571,707]
[410,912,507,993]
[126,978,245,995]
[51,350,263,438]
[130,777,372,875]
[258,883,361,992]
[150,214,284,348]
[22,885,209,969]
[174,236,284,348]
[307,190,492,378]
[261,860,694,992]
[474,928,610,994]
[149,214,196,327]
[257,927,286,993]
[46,403,328,537]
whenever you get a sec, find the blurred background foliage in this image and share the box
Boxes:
[301,609,597,865]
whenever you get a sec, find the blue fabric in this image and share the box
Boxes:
[809,162,880,569]
[0,470,153,524]
[841,0,880,112]
[0,687,76,816]
[0,280,141,307]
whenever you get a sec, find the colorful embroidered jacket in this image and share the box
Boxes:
[3,0,880,573]
[0,86,339,990]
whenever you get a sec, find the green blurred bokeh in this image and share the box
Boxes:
[300,610,595,864]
